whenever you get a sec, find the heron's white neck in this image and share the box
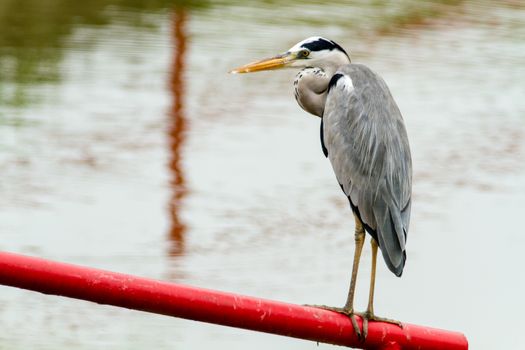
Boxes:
[321,52,351,76]
[294,67,331,118]
[292,49,351,117]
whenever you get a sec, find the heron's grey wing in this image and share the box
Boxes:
[322,64,412,276]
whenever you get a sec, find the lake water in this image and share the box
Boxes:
[1,1,524,349]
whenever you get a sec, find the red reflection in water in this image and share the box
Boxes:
[167,8,188,256]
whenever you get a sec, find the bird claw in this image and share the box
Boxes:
[304,305,363,340]
[354,311,403,339]
[305,305,403,341]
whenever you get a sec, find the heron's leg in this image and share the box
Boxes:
[360,238,378,338]
[322,215,365,337]
[342,215,365,313]
[304,215,365,338]
[357,238,402,339]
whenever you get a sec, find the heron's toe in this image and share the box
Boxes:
[304,305,363,339]
[355,311,403,339]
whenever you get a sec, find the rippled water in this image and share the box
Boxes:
[1,1,524,349]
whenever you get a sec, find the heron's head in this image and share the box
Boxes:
[230,37,350,76]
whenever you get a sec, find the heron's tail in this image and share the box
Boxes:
[373,197,410,277]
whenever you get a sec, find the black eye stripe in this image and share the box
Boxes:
[300,38,349,57]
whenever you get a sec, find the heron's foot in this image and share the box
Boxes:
[304,304,362,339]
[354,311,403,340]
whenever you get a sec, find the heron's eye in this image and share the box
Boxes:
[298,49,310,58]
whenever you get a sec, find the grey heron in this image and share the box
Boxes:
[230,37,412,339]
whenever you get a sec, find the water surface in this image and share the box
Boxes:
[1,1,524,349]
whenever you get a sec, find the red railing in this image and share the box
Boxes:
[0,252,467,349]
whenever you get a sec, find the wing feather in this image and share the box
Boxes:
[322,64,412,276]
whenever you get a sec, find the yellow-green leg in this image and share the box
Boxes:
[306,215,365,337]
[356,238,402,339]
[340,215,366,335]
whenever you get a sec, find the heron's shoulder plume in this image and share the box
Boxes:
[327,73,344,93]
[327,72,354,94]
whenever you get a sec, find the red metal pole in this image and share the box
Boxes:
[0,252,467,349]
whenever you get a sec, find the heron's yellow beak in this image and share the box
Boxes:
[229,53,292,74]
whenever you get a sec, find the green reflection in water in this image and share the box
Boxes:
[0,0,207,119]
